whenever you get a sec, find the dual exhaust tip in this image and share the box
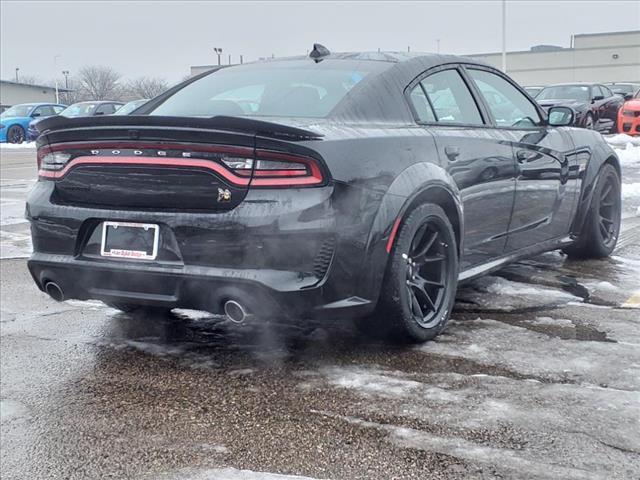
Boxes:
[223,299,250,324]
[44,281,64,302]
[44,281,250,324]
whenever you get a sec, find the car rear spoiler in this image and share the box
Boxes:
[35,115,324,141]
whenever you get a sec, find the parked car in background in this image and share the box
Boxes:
[29,100,125,140]
[523,86,544,98]
[0,103,65,143]
[618,88,640,136]
[60,101,124,118]
[606,82,640,100]
[29,51,621,343]
[114,99,149,115]
[536,83,624,133]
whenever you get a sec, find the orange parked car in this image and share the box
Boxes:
[618,89,640,136]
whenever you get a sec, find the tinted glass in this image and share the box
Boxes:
[600,85,613,97]
[468,69,541,127]
[34,106,55,116]
[1,105,33,118]
[537,85,590,102]
[95,104,115,115]
[114,99,148,115]
[420,70,483,125]
[60,103,97,117]
[148,60,389,118]
[593,86,605,99]
[409,84,436,122]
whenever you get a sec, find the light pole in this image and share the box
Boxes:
[213,47,223,66]
[501,0,507,72]
[62,70,70,104]
[15,67,19,82]
[436,39,440,54]
[53,54,61,103]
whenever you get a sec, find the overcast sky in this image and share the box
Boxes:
[1,0,638,84]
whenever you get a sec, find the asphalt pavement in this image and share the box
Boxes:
[1,143,639,480]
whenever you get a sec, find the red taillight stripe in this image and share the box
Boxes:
[386,215,403,253]
[38,156,251,185]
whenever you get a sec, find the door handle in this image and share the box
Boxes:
[445,146,460,160]
[516,150,537,163]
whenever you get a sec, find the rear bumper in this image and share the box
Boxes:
[26,181,383,319]
[27,253,373,318]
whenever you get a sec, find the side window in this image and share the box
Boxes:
[420,69,483,125]
[95,104,115,115]
[53,106,64,114]
[467,69,541,128]
[40,106,55,116]
[409,84,436,122]
[599,85,613,98]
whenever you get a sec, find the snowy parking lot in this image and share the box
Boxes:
[1,137,639,479]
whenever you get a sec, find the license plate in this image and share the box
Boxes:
[100,221,159,260]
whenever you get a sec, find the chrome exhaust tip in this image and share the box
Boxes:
[44,281,64,302]
[223,300,248,324]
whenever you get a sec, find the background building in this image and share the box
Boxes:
[469,30,640,86]
[0,80,72,111]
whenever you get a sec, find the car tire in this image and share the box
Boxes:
[6,125,25,144]
[106,302,172,316]
[372,203,458,343]
[563,164,621,259]
[584,113,595,130]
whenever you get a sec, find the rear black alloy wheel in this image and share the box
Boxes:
[564,163,621,259]
[376,203,458,343]
[7,125,25,144]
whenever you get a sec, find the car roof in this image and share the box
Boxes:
[12,102,65,107]
[70,100,123,105]
[543,82,597,87]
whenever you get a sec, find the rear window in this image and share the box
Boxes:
[148,60,388,118]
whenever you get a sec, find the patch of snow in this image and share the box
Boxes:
[456,276,581,311]
[605,133,640,148]
[0,142,36,150]
[421,318,640,389]
[321,366,422,397]
[0,399,28,422]
[0,230,32,259]
[527,316,575,327]
[622,182,640,200]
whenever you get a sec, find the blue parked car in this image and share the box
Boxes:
[0,103,66,143]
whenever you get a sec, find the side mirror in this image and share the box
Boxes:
[31,111,41,118]
[592,95,604,102]
[624,93,633,100]
[547,106,574,127]
[94,111,104,115]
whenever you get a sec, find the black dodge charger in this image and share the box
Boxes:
[27,48,622,343]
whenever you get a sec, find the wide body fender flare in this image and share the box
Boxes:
[356,162,463,304]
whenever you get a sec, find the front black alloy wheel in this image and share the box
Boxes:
[564,163,621,259]
[6,125,25,144]
[375,203,458,343]
[584,113,595,130]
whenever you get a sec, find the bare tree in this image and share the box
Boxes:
[77,65,122,100]
[122,77,169,100]
[59,77,85,105]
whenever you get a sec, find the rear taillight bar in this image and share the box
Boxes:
[37,141,325,188]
